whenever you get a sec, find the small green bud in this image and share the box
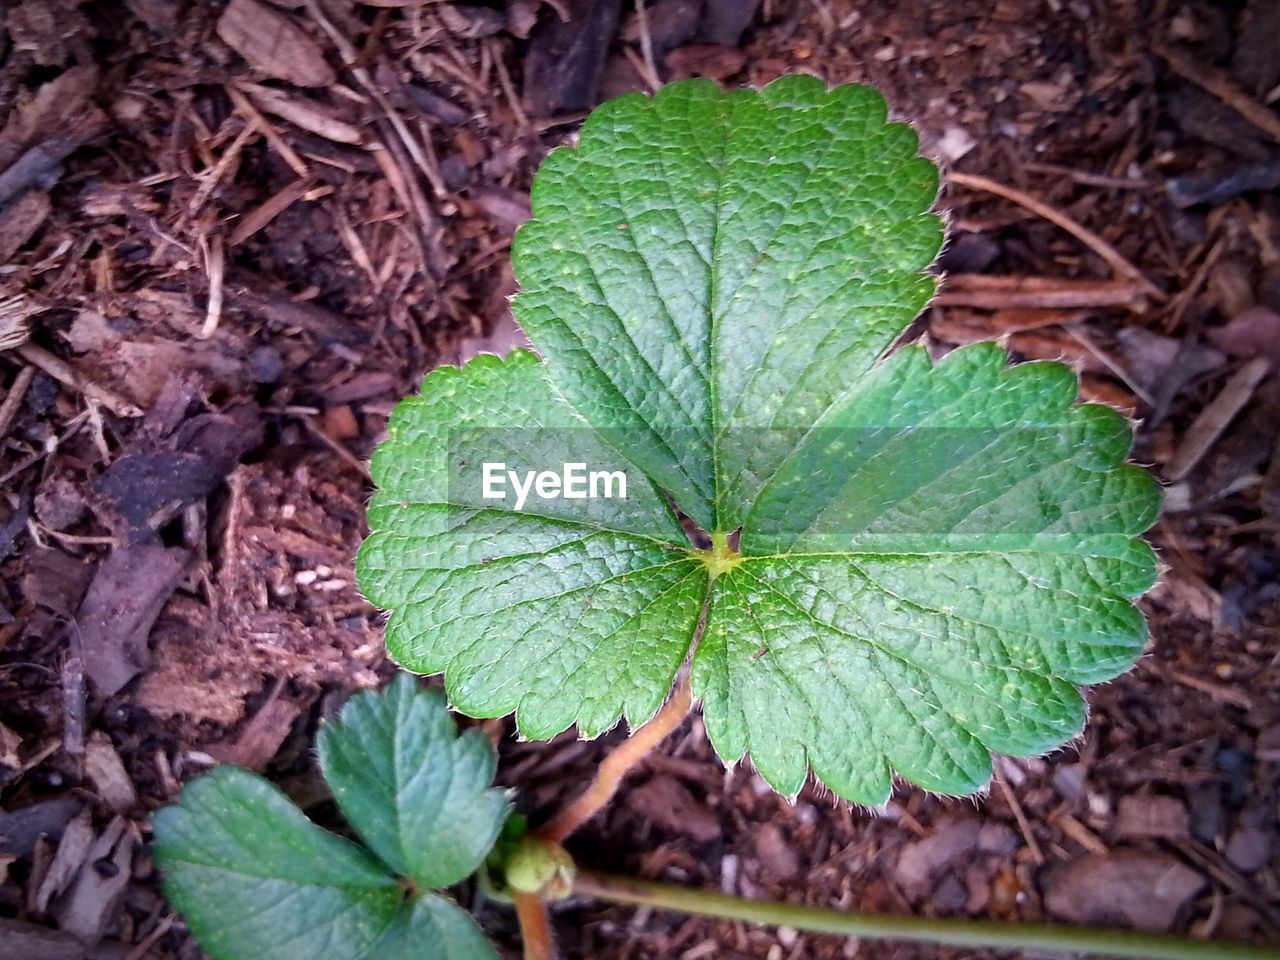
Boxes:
[503,836,575,900]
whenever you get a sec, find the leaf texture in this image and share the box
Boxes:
[358,75,1161,803]
[360,350,707,738]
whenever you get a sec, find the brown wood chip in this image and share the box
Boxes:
[1044,851,1204,932]
[216,0,336,88]
[53,817,136,946]
[1166,357,1272,481]
[75,545,194,697]
[32,809,93,915]
[83,733,139,815]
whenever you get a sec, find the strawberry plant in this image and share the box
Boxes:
[151,77,1273,960]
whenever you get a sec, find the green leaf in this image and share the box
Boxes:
[514,75,942,533]
[694,342,1157,800]
[358,75,1161,803]
[152,686,502,960]
[318,674,509,889]
[360,350,708,739]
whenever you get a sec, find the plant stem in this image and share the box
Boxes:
[513,891,556,960]
[574,870,1278,960]
[536,677,693,844]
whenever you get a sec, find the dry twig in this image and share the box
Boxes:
[188,119,259,219]
[0,409,93,485]
[489,38,531,129]
[15,345,142,418]
[995,769,1045,865]
[1166,357,1271,481]
[1155,44,1280,144]
[935,275,1150,310]
[238,82,365,146]
[225,84,310,177]
[1022,161,1153,190]
[949,171,1160,296]
[301,414,372,480]
[306,0,446,207]
[1063,325,1155,406]
[0,366,36,442]
[201,234,226,338]
[633,0,662,92]
[227,178,318,247]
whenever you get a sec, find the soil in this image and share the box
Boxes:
[2,1,1279,958]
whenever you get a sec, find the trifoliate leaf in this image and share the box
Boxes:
[358,75,1161,803]
[152,685,502,960]
[318,674,509,889]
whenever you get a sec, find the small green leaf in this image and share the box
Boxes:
[318,674,510,889]
[152,685,502,960]
[358,76,1161,803]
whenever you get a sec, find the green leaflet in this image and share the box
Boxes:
[358,75,1161,803]
[514,75,941,532]
[360,351,706,739]
[152,680,505,960]
[318,675,509,889]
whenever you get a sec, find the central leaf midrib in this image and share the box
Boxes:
[207,877,397,958]
[702,92,902,533]
[838,553,1139,662]
[379,529,684,579]
[521,300,714,509]
[528,149,715,509]
[706,91,732,533]
[711,120,877,444]
[356,896,457,960]
[541,566,708,707]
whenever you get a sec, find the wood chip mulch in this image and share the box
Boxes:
[1,1,1278,958]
